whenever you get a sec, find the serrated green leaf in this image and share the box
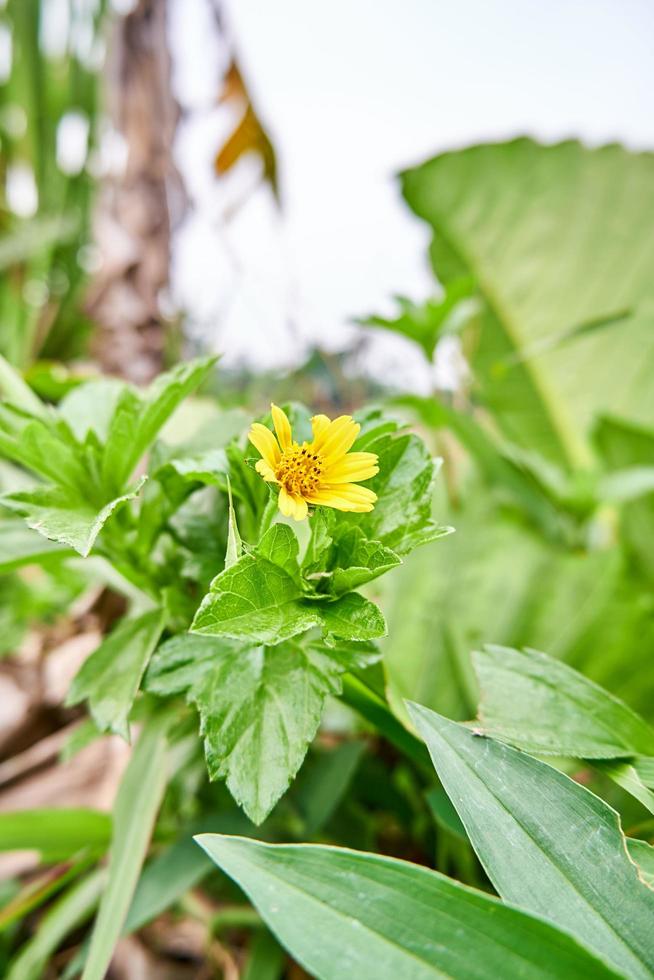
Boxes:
[0,404,90,493]
[190,524,383,646]
[350,423,444,555]
[408,702,654,979]
[67,609,165,738]
[325,526,400,595]
[358,278,475,359]
[120,357,217,482]
[256,522,303,586]
[319,592,386,642]
[99,386,143,493]
[147,635,351,822]
[474,645,654,758]
[0,477,146,557]
[196,835,622,980]
[191,546,320,645]
[59,377,127,443]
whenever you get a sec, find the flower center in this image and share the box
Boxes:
[275,443,324,497]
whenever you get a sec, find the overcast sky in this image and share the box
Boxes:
[169,0,654,382]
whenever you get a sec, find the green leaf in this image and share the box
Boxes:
[318,592,387,643]
[6,870,105,980]
[0,519,71,571]
[402,139,654,466]
[408,702,654,979]
[0,478,146,557]
[256,522,303,586]
[147,635,355,823]
[82,717,168,980]
[67,609,165,739]
[124,835,212,934]
[326,526,401,595]
[595,416,654,583]
[295,741,365,835]
[383,480,654,729]
[120,356,217,484]
[59,377,127,443]
[0,404,90,492]
[351,420,447,555]
[243,930,286,980]
[196,835,622,980]
[191,526,321,645]
[191,523,387,646]
[224,477,242,568]
[357,279,475,359]
[627,839,654,888]
[0,809,111,862]
[594,760,654,818]
[473,645,654,758]
[0,353,49,419]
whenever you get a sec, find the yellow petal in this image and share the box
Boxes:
[249,422,281,468]
[311,414,331,444]
[313,416,360,461]
[255,458,278,482]
[271,403,292,451]
[323,483,377,504]
[278,487,308,521]
[323,451,379,484]
[306,484,377,512]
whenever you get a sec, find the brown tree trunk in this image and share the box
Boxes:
[87,0,184,383]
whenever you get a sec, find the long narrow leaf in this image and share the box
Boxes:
[196,835,621,980]
[82,717,168,980]
[408,702,654,979]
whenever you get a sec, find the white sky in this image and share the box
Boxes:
[168,0,654,383]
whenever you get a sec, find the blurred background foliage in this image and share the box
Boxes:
[0,1,653,977]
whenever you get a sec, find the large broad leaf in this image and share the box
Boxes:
[0,478,146,557]
[408,703,654,979]
[146,634,372,823]
[474,645,654,758]
[595,416,654,584]
[402,139,654,466]
[196,835,622,980]
[67,609,165,739]
[81,717,168,980]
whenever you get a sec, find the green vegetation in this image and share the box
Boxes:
[1,8,653,976]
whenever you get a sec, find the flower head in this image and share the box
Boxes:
[248,404,379,521]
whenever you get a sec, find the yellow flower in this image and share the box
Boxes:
[248,404,379,521]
